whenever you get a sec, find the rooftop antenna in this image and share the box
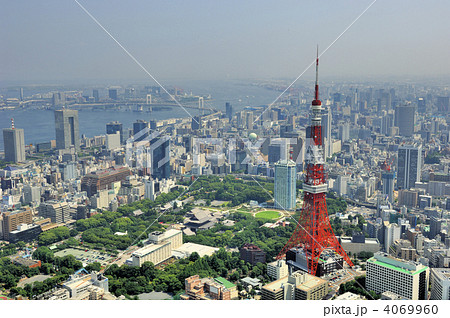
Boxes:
[11,118,15,129]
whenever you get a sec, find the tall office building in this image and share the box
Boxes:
[106,121,123,144]
[397,143,422,190]
[384,223,401,252]
[417,98,426,114]
[381,113,394,136]
[268,138,289,164]
[59,162,78,181]
[436,96,449,113]
[3,124,25,163]
[191,116,202,130]
[430,268,450,300]
[149,137,171,180]
[366,252,429,300]
[274,159,297,211]
[246,112,254,130]
[93,89,100,102]
[54,109,80,150]
[19,88,24,101]
[225,102,233,121]
[429,217,442,239]
[382,169,395,204]
[1,208,33,240]
[395,104,415,137]
[321,107,332,158]
[133,120,150,142]
[338,122,350,143]
[108,88,118,100]
[38,201,71,224]
[81,166,130,197]
[23,185,41,205]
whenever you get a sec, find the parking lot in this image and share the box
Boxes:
[54,248,114,266]
[325,268,360,293]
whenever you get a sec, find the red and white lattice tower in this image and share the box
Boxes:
[277,50,353,275]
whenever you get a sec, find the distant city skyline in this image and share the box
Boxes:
[1,0,450,84]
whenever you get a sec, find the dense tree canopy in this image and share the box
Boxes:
[38,227,70,246]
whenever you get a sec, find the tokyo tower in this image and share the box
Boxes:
[277,50,353,276]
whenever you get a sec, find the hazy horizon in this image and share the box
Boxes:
[1,1,450,84]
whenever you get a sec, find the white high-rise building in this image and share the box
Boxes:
[274,160,297,211]
[334,175,350,196]
[366,252,429,300]
[106,132,121,150]
[430,268,450,300]
[384,223,401,252]
[267,260,289,281]
[338,122,350,143]
[23,185,41,205]
[322,107,332,158]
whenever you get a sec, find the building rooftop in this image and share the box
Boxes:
[368,253,428,275]
[214,277,235,289]
[262,276,288,292]
[172,242,219,258]
[335,292,364,300]
[132,241,171,257]
[431,268,450,281]
[296,276,327,292]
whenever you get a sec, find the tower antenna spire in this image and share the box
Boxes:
[315,45,319,101]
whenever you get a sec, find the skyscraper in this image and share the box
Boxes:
[382,171,395,203]
[3,123,25,163]
[381,112,394,136]
[395,104,415,137]
[23,185,41,205]
[225,102,233,121]
[384,223,401,252]
[381,157,395,203]
[274,159,297,211]
[397,143,422,190]
[93,89,100,102]
[338,122,349,143]
[191,116,202,131]
[133,120,150,142]
[106,121,123,144]
[108,88,118,100]
[436,96,449,113]
[417,98,426,114]
[321,107,332,158]
[149,136,171,180]
[54,109,80,150]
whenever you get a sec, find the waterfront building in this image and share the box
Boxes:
[54,109,80,150]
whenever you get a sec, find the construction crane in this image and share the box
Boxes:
[381,156,394,172]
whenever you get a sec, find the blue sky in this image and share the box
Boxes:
[1,0,449,83]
